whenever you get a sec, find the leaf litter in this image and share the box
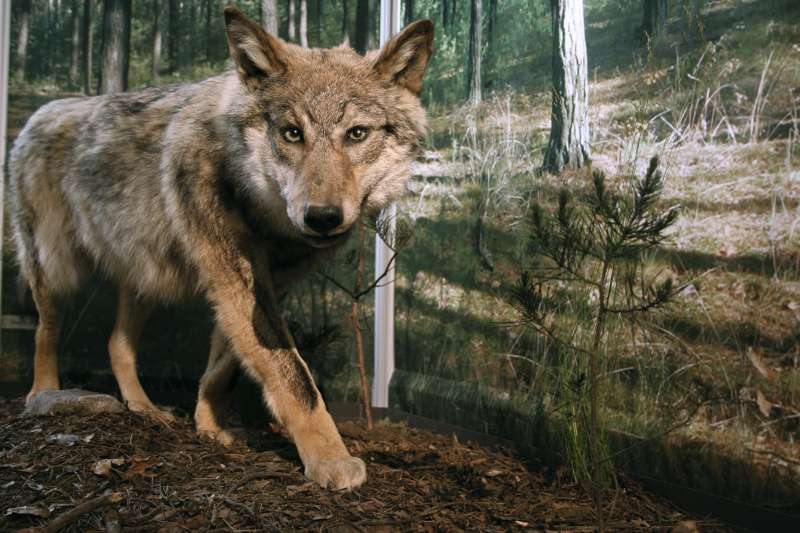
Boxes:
[0,398,727,532]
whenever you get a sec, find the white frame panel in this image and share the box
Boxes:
[372,0,402,408]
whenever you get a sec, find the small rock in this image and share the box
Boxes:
[421,150,444,161]
[677,284,698,299]
[46,433,94,446]
[93,458,125,477]
[23,389,124,417]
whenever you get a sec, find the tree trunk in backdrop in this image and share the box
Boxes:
[287,0,296,42]
[467,0,482,105]
[168,0,179,72]
[641,0,668,42]
[404,0,415,25]
[354,0,369,54]
[544,0,590,173]
[487,0,497,88]
[99,0,132,94]
[189,0,197,64]
[691,0,704,38]
[45,0,55,73]
[205,0,213,60]
[299,0,308,46]
[341,0,350,46]
[262,0,278,34]
[82,0,93,94]
[15,0,31,81]
[367,0,378,49]
[70,0,81,84]
[442,0,449,30]
[151,0,162,81]
[314,0,322,45]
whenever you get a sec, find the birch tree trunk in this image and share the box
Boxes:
[82,0,93,94]
[151,0,162,81]
[287,0,296,42]
[299,0,308,47]
[341,0,350,46]
[544,0,590,173]
[261,0,278,34]
[15,0,31,81]
[467,0,482,105]
[99,0,131,94]
[70,0,81,84]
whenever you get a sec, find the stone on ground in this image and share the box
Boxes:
[23,389,124,417]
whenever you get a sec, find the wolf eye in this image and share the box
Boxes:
[346,126,370,142]
[283,127,304,143]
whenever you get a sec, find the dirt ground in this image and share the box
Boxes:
[0,398,726,532]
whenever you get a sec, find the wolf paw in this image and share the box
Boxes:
[26,389,46,405]
[198,428,242,447]
[305,456,366,490]
[127,401,177,423]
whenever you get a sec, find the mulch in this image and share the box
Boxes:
[0,397,726,532]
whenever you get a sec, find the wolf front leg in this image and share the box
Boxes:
[195,325,240,446]
[205,270,366,490]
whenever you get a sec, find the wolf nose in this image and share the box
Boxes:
[304,205,344,235]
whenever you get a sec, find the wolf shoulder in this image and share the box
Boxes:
[11,76,228,159]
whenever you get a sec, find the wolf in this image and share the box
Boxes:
[7,6,433,490]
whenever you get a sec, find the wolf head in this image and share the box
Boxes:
[222,6,433,248]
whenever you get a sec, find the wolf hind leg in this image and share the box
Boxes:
[26,279,64,403]
[195,325,240,446]
[108,287,175,422]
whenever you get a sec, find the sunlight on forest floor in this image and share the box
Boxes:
[402,0,800,475]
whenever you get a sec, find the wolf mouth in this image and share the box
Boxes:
[303,228,353,248]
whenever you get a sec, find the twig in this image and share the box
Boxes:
[352,226,373,429]
[103,508,122,533]
[221,496,256,520]
[227,469,292,494]
[745,447,800,467]
[322,250,397,301]
[123,507,179,530]
[476,215,495,271]
[42,491,123,533]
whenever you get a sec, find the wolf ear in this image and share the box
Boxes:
[224,5,288,91]
[373,20,434,96]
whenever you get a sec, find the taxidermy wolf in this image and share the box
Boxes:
[8,5,434,490]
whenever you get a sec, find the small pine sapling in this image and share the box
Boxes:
[510,157,680,526]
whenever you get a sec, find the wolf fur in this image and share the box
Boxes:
[8,6,433,490]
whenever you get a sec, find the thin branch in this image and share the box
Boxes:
[43,492,123,533]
